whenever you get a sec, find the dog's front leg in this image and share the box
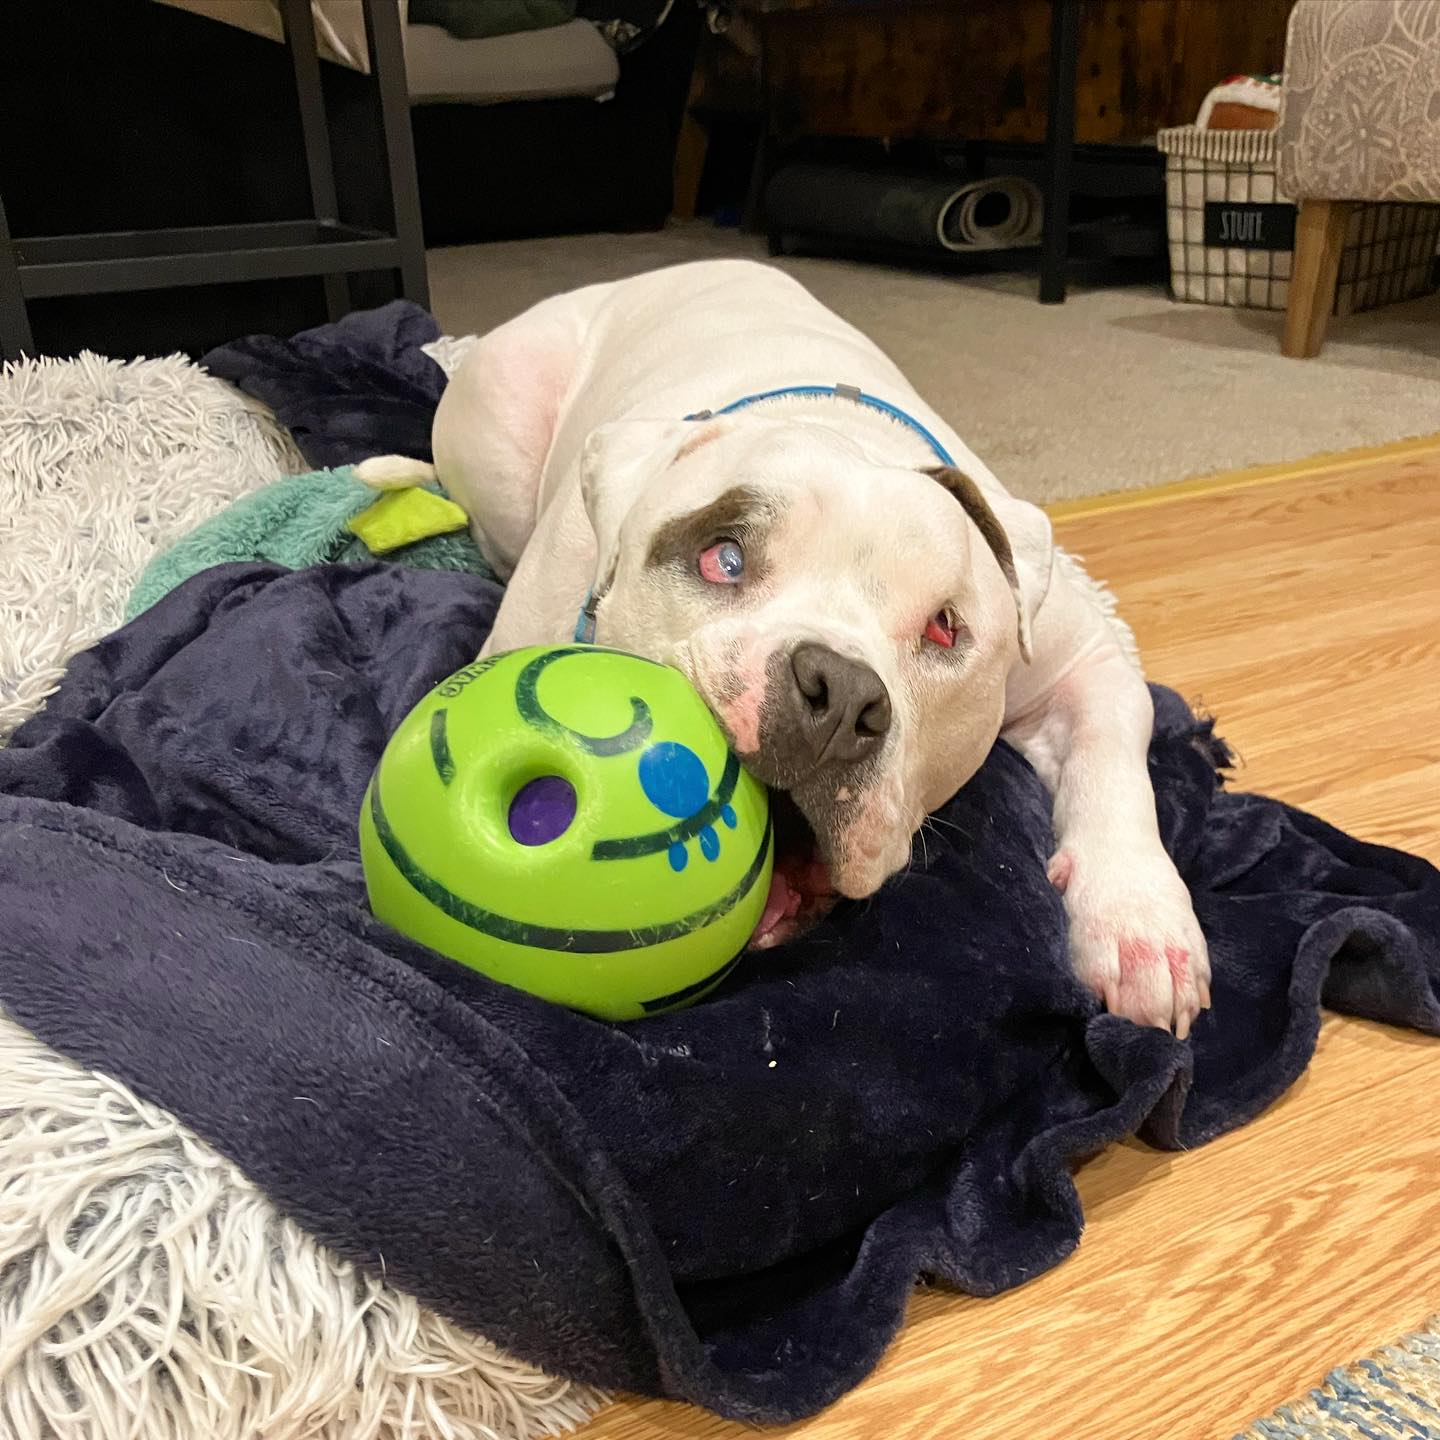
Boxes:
[1006,645,1211,1037]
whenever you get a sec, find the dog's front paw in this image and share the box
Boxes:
[1050,846,1211,1038]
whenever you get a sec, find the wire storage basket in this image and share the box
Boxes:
[1157,125,1439,315]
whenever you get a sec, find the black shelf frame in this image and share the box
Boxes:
[1039,0,1080,303]
[0,0,428,360]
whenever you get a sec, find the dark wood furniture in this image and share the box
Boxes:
[714,0,1292,301]
[755,0,1292,146]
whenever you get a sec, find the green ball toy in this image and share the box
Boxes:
[359,644,773,1021]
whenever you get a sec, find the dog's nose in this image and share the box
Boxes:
[788,643,891,766]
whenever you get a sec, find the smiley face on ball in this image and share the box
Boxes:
[360,646,772,1021]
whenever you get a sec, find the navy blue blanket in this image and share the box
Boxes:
[203,301,447,470]
[1,561,1437,1422]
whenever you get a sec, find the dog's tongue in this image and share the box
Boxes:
[751,852,834,950]
[755,870,802,944]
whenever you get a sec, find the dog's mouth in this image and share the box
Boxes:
[749,790,837,950]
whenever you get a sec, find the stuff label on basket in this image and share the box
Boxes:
[1203,202,1296,251]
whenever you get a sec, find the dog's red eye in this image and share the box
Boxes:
[923,611,956,648]
[698,539,745,584]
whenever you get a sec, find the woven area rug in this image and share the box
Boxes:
[1236,1318,1440,1438]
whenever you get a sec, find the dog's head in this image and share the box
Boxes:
[581,411,1053,941]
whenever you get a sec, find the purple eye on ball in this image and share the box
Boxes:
[508,776,577,845]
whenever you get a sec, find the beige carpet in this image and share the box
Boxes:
[427,223,1440,505]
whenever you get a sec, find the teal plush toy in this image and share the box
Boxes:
[128,466,488,619]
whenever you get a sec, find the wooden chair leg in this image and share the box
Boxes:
[1282,199,1355,358]
[671,65,709,223]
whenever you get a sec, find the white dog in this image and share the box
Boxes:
[360,260,1210,1036]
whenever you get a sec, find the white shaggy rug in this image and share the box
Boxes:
[0,1012,602,1440]
[0,352,604,1439]
[0,353,301,742]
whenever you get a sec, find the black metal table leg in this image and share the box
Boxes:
[0,192,35,361]
[279,0,349,321]
[363,0,430,310]
[1039,0,1079,304]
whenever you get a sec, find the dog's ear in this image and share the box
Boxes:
[581,417,727,595]
[926,465,1054,662]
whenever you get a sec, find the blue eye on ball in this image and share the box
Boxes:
[717,542,744,578]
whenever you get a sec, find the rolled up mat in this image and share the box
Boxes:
[939,176,1044,250]
[765,164,1044,255]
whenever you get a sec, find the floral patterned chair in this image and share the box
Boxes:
[1277,0,1440,356]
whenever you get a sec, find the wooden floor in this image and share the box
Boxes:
[580,440,1440,1440]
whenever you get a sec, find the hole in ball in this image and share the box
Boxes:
[508,775,577,846]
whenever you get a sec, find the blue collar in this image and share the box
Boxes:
[575,383,952,642]
[686,383,955,466]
